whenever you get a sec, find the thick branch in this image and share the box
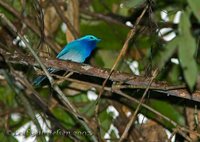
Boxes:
[5,55,200,103]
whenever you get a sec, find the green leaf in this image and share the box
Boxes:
[0,132,18,142]
[178,9,197,90]
[167,65,182,84]
[94,49,131,72]
[123,0,146,8]
[148,99,185,126]
[99,109,113,137]
[0,86,16,107]
[187,0,200,23]
[95,50,118,68]
[70,92,89,103]
[52,108,75,128]
[55,27,67,46]
[130,99,185,129]
[92,0,122,13]
[80,21,129,50]
[80,101,96,117]
[182,60,198,90]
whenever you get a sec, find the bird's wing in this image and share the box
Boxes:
[56,45,70,59]
[56,41,78,59]
[59,49,85,62]
[56,42,86,63]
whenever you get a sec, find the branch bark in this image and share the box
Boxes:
[4,54,200,103]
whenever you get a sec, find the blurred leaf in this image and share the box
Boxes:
[178,9,197,90]
[99,109,113,137]
[167,64,182,84]
[0,86,16,107]
[91,0,104,13]
[154,8,198,90]
[55,27,67,46]
[110,129,118,140]
[80,21,129,50]
[130,99,184,129]
[0,132,18,142]
[12,0,22,11]
[148,99,185,126]
[94,49,131,72]
[92,0,122,13]
[52,108,75,128]
[0,0,22,20]
[123,0,146,8]
[135,35,157,49]
[0,7,14,20]
[93,51,105,67]
[95,50,118,68]
[70,92,89,103]
[182,60,198,89]
[154,37,178,69]
[80,101,96,117]
[187,0,200,23]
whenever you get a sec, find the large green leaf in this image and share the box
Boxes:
[178,9,197,90]
[155,8,198,90]
[187,0,200,23]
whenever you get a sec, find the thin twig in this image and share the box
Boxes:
[119,69,158,141]
[114,90,197,141]
[51,0,79,39]
[51,73,112,92]
[94,5,149,140]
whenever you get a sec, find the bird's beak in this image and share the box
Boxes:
[96,38,101,42]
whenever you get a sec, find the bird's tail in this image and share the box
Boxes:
[33,68,57,86]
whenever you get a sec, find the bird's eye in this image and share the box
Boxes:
[90,36,94,39]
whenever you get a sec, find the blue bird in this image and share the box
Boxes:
[33,35,101,86]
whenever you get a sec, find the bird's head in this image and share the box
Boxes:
[81,35,101,42]
[79,35,101,48]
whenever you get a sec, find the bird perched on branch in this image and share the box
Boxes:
[33,35,101,86]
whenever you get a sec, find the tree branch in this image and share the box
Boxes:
[4,54,200,103]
